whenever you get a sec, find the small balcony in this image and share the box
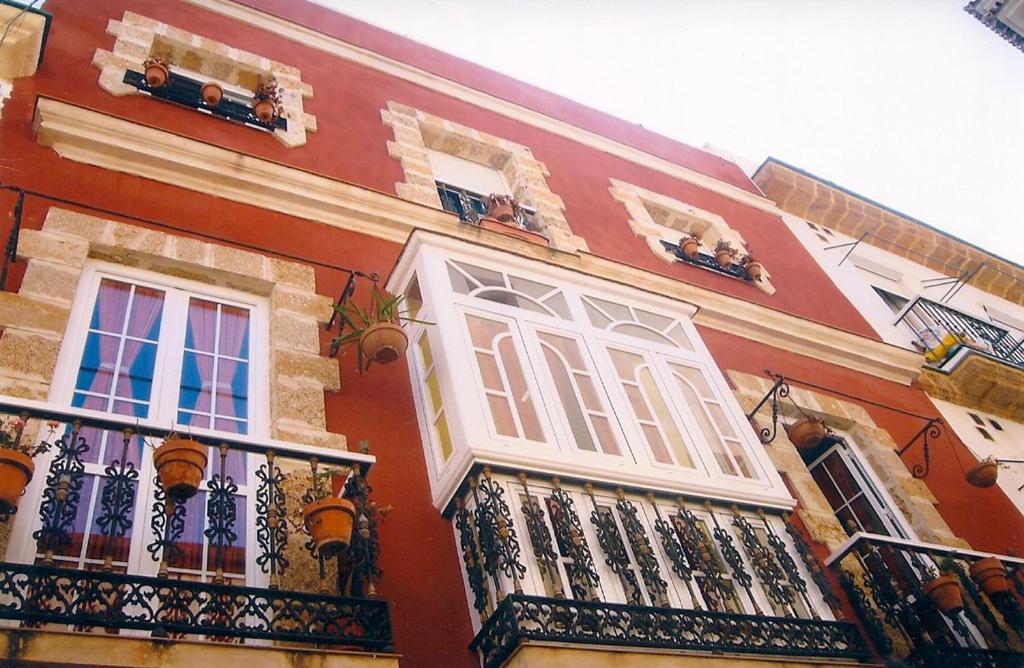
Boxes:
[825,532,1024,666]
[455,468,870,666]
[0,398,393,662]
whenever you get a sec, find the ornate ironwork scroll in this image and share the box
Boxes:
[895,418,943,479]
[147,472,187,571]
[731,505,794,614]
[471,468,526,597]
[205,444,238,584]
[585,483,643,605]
[757,510,814,618]
[255,450,288,589]
[646,492,699,607]
[456,496,491,620]
[548,478,600,599]
[705,500,761,614]
[838,568,893,656]
[516,474,563,598]
[672,496,731,612]
[344,463,386,598]
[947,558,1009,645]
[743,370,791,444]
[34,421,88,563]
[782,512,841,617]
[95,428,139,571]
[615,488,668,606]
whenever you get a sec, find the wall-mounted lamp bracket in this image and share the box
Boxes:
[745,370,791,444]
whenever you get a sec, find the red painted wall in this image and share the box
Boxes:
[5,0,879,339]
[699,325,1024,557]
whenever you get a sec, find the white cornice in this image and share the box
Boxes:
[184,0,784,217]
[33,98,923,387]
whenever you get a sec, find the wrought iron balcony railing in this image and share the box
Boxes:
[894,295,1024,371]
[659,239,751,281]
[456,468,868,665]
[436,182,538,232]
[0,397,392,650]
[825,532,1024,666]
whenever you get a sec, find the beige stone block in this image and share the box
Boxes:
[271,287,332,322]
[0,330,61,381]
[302,112,317,133]
[797,508,849,550]
[210,244,267,279]
[166,235,206,265]
[19,260,82,305]
[787,471,835,516]
[273,348,340,392]
[122,11,161,29]
[898,475,938,504]
[0,375,49,400]
[271,312,320,354]
[908,497,955,538]
[16,229,89,268]
[273,424,347,451]
[108,223,169,256]
[268,258,315,292]
[273,380,327,431]
[42,209,110,243]
[0,292,70,334]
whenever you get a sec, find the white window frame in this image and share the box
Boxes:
[9,261,269,590]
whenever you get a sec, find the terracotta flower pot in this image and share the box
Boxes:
[253,99,277,123]
[144,62,169,89]
[360,322,408,365]
[680,238,700,258]
[966,458,998,488]
[154,438,208,502]
[201,81,223,107]
[715,250,735,267]
[0,449,34,513]
[970,557,1009,596]
[923,574,964,614]
[479,217,549,245]
[486,200,516,223]
[745,262,764,281]
[303,496,356,557]
[786,417,827,450]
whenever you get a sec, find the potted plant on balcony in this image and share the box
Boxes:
[152,434,208,502]
[923,560,964,615]
[739,254,764,281]
[966,457,999,488]
[480,194,548,245]
[302,466,356,558]
[969,557,1010,596]
[679,233,701,259]
[0,414,55,515]
[201,81,224,107]
[333,287,432,372]
[251,78,281,124]
[143,57,171,89]
[713,239,736,268]
[785,416,828,450]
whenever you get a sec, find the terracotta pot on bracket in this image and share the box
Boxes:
[745,262,764,281]
[969,557,1009,596]
[0,449,34,514]
[253,99,277,124]
[360,322,408,365]
[715,250,735,268]
[144,62,170,89]
[201,81,223,107]
[966,458,999,488]
[923,574,964,614]
[786,417,828,450]
[680,237,700,259]
[153,439,208,502]
[303,496,356,558]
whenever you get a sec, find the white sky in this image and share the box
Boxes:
[317,0,1024,265]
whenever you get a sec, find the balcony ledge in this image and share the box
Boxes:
[916,349,1024,422]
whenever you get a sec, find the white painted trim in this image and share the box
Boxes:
[824,531,1024,568]
[184,0,784,217]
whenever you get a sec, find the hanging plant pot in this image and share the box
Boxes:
[923,574,964,614]
[969,557,1009,596]
[745,262,764,281]
[360,322,408,365]
[715,250,735,267]
[252,99,277,124]
[201,81,223,107]
[786,417,828,450]
[0,449,34,514]
[966,458,999,488]
[144,61,170,89]
[153,438,208,502]
[303,496,356,557]
[680,237,700,259]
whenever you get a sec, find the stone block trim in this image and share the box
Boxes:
[916,357,1024,423]
[728,369,966,551]
[92,11,316,148]
[0,207,345,450]
[382,101,588,253]
[609,178,776,295]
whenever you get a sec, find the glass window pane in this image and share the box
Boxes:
[575,372,601,411]
[437,414,453,460]
[624,383,653,420]
[90,279,132,333]
[824,452,861,500]
[448,263,476,294]
[672,371,741,476]
[639,367,692,467]
[218,305,251,359]
[125,286,165,341]
[543,292,571,320]
[74,332,118,396]
[114,340,157,402]
[539,332,585,369]
[591,415,621,456]
[583,300,613,329]
[185,299,218,353]
[216,358,249,420]
[466,314,508,349]
[508,275,556,299]
[543,346,595,452]
[635,309,674,332]
[612,323,676,345]
[476,352,502,391]
[426,369,443,410]
[179,351,213,413]
[642,425,672,464]
[498,338,543,441]
[487,394,517,436]
[585,296,631,322]
[811,462,845,510]
[453,260,504,288]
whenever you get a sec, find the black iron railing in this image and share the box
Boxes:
[825,532,1024,666]
[123,70,287,132]
[659,239,750,281]
[894,296,1024,371]
[470,593,871,667]
[436,182,538,231]
[0,398,390,649]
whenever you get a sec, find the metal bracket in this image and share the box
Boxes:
[326,271,379,358]
[895,418,943,479]
[744,370,791,444]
